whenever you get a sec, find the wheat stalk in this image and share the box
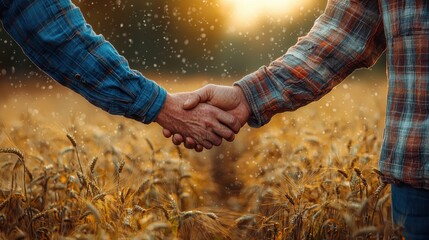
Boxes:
[66,133,83,173]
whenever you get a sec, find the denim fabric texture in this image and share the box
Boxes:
[391,184,429,239]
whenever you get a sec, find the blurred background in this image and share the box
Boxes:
[0,2,394,238]
[0,0,385,85]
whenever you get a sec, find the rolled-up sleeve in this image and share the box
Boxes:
[235,0,386,127]
[0,0,166,123]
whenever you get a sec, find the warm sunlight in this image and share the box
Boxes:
[221,0,313,31]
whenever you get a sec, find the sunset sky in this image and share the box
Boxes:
[221,0,314,30]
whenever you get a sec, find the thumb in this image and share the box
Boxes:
[183,86,211,110]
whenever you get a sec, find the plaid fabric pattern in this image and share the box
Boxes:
[0,0,166,123]
[380,1,429,187]
[236,0,429,188]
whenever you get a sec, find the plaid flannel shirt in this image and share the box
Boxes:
[0,0,166,124]
[235,0,429,188]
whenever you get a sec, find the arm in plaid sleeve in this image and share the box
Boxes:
[0,0,166,123]
[235,0,386,127]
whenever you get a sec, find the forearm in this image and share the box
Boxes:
[235,0,386,127]
[0,0,166,123]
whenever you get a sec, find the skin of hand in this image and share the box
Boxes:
[162,84,251,151]
[155,92,241,150]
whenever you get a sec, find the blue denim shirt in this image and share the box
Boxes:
[0,0,166,123]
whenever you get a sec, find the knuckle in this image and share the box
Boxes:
[204,121,214,129]
[206,84,215,89]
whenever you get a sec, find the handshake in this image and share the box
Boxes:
[155,84,251,152]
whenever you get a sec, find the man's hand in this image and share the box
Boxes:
[155,92,241,151]
[162,84,251,151]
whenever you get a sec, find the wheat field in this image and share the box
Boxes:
[0,75,402,239]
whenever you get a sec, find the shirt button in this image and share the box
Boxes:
[75,74,81,80]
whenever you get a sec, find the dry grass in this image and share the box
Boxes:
[0,77,403,239]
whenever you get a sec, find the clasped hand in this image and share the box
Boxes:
[156,85,251,152]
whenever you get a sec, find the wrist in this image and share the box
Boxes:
[154,93,172,125]
[233,86,251,124]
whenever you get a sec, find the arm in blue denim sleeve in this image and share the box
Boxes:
[234,0,386,127]
[0,0,166,123]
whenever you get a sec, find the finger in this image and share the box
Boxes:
[184,137,197,149]
[197,134,217,149]
[172,138,181,146]
[172,134,184,145]
[215,109,241,134]
[226,132,235,142]
[201,140,213,149]
[183,93,201,110]
[183,85,212,110]
[205,132,222,147]
[194,145,204,152]
[173,134,185,143]
[212,123,235,142]
[185,137,197,147]
[184,142,193,149]
[163,128,173,138]
[188,125,220,149]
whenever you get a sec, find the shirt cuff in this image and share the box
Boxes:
[234,70,270,128]
[125,79,167,124]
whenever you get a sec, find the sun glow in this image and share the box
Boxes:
[221,0,312,31]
